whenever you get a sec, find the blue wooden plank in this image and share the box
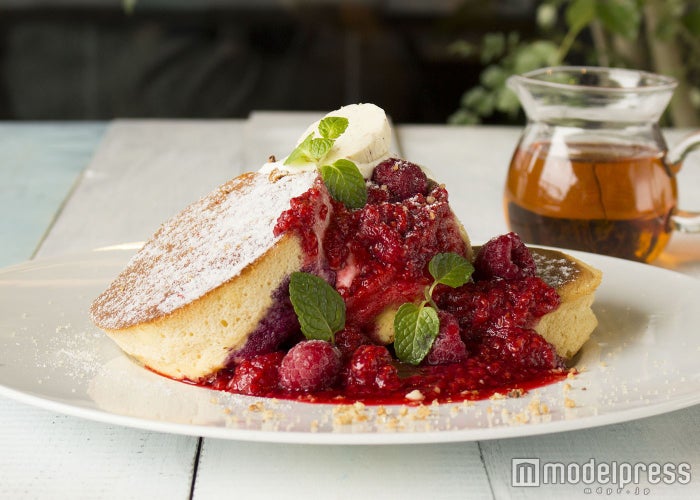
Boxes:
[0,122,106,267]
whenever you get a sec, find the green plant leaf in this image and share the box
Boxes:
[536,3,558,30]
[513,41,560,75]
[449,40,477,58]
[683,9,700,36]
[461,86,496,116]
[529,40,560,66]
[481,33,506,63]
[308,138,334,161]
[393,303,440,365]
[289,272,345,342]
[428,252,474,288]
[319,159,367,209]
[506,31,520,50]
[480,65,508,89]
[123,0,137,14]
[565,0,596,31]
[495,86,521,116]
[447,108,480,125]
[318,116,349,139]
[597,0,641,39]
[284,133,314,165]
[655,12,677,41]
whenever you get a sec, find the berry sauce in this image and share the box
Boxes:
[198,159,568,405]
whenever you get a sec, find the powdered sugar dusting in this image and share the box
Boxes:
[532,249,579,289]
[90,171,317,329]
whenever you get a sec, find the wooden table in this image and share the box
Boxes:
[1,116,699,499]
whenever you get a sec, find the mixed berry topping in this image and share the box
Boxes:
[202,161,567,405]
[275,158,466,334]
[435,277,560,334]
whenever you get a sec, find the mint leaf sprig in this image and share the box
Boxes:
[284,116,367,210]
[319,159,367,209]
[288,272,346,343]
[284,116,348,167]
[284,133,334,166]
[393,253,474,365]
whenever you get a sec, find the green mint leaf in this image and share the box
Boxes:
[393,303,440,365]
[319,159,368,209]
[318,116,349,139]
[428,252,474,288]
[289,272,345,342]
[284,133,315,166]
[308,138,334,161]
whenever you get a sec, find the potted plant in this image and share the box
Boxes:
[449,0,700,126]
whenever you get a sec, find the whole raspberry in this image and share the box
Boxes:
[473,232,537,281]
[423,311,467,365]
[371,158,429,202]
[346,344,400,390]
[278,340,342,393]
[335,326,371,360]
[229,352,285,395]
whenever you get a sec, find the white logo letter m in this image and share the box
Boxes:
[512,458,540,487]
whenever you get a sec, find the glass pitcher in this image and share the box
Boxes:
[504,66,700,262]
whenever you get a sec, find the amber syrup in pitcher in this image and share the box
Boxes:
[504,141,678,262]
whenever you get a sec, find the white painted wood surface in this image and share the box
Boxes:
[0,123,106,267]
[37,120,245,258]
[1,118,699,499]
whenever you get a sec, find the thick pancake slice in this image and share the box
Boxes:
[90,170,318,380]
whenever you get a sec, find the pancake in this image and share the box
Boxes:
[90,170,319,380]
[531,247,603,359]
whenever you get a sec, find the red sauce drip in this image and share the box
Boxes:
[200,352,568,405]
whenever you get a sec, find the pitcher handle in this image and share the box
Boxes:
[668,131,700,233]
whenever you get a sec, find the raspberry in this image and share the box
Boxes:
[335,326,371,360]
[278,340,342,393]
[473,232,536,281]
[229,352,285,395]
[371,158,429,201]
[346,345,400,391]
[424,311,467,365]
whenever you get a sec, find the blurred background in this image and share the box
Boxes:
[0,0,698,125]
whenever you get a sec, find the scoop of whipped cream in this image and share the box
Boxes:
[259,103,393,179]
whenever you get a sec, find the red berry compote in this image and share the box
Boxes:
[201,159,567,405]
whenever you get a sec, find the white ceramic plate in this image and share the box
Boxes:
[0,246,699,445]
